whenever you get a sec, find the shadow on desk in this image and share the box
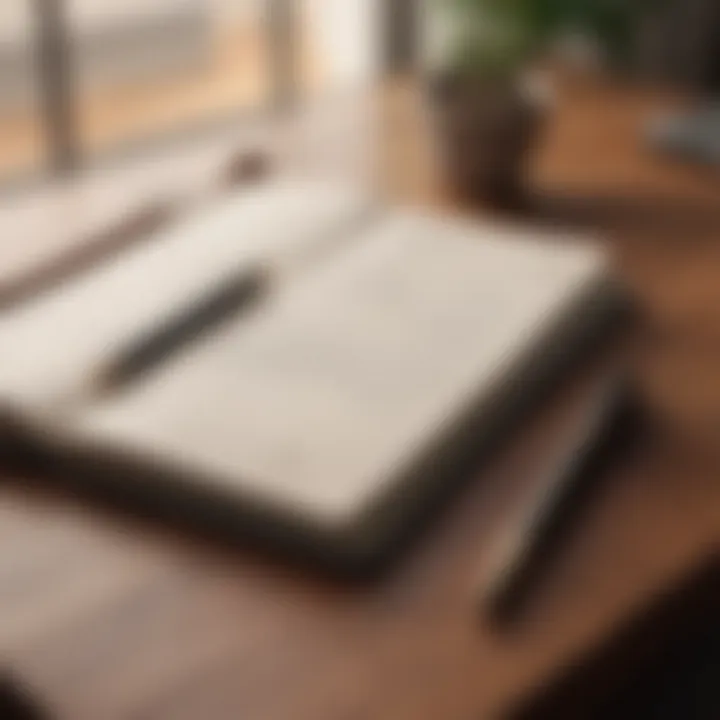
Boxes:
[511,555,720,719]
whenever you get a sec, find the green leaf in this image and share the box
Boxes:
[436,0,662,73]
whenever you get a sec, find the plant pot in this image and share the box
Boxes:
[430,72,549,209]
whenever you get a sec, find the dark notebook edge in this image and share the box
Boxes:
[7,275,630,579]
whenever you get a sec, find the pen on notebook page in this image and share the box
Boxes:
[481,374,641,625]
[91,206,376,398]
[94,266,268,395]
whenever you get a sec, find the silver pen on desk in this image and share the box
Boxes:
[480,373,642,625]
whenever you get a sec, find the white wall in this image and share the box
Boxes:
[304,0,380,86]
[210,0,380,85]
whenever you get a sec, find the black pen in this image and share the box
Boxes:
[92,266,268,397]
[481,374,642,625]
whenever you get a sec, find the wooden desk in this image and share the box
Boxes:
[1,80,719,720]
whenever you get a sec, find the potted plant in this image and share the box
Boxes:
[429,0,658,208]
[428,0,555,207]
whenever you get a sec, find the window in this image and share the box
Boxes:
[0,0,408,188]
[69,0,274,157]
[0,2,48,183]
[300,0,380,96]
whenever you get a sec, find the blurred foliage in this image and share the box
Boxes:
[440,0,662,76]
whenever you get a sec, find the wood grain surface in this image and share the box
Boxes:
[1,78,719,720]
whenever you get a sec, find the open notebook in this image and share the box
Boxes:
[0,179,372,413]
[1,180,623,571]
